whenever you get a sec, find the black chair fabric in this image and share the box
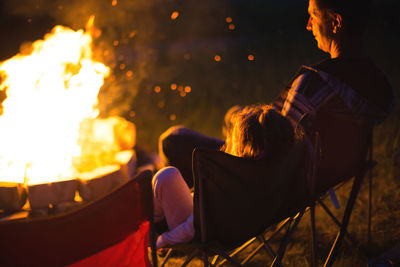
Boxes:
[192,143,311,249]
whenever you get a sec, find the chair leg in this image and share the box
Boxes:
[271,211,305,267]
[310,206,317,267]
[218,233,277,266]
[258,235,277,259]
[181,248,200,267]
[211,255,219,265]
[210,247,243,267]
[368,165,372,248]
[160,248,173,267]
[241,241,267,265]
[317,199,358,247]
[323,174,365,267]
[217,237,257,266]
[202,250,209,267]
[149,219,159,267]
[367,132,374,249]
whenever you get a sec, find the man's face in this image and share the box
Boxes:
[306,0,334,54]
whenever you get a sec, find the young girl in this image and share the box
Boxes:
[153,105,294,248]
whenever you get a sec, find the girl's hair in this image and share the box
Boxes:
[222,105,294,158]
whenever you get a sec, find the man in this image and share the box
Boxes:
[159,0,395,191]
[274,0,395,192]
[276,0,394,125]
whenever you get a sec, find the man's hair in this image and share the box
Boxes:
[316,0,372,34]
[222,105,294,158]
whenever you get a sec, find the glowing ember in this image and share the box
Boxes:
[0,18,131,186]
[171,11,179,20]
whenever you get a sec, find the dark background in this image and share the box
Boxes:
[0,0,399,151]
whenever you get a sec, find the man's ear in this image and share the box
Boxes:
[332,13,343,34]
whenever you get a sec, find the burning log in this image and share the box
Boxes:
[0,182,27,211]
[78,166,128,202]
[27,179,78,209]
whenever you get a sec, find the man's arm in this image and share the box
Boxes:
[277,71,334,126]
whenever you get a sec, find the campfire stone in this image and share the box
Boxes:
[78,167,127,202]
[27,179,78,209]
[0,182,27,211]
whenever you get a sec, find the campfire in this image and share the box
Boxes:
[0,17,137,215]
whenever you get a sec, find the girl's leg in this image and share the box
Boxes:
[152,166,193,230]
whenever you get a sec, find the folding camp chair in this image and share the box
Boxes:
[158,141,311,266]
[0,170,158,267]
[158,115,375,266]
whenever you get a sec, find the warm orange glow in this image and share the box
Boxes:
[126,70,133,78]
[119,63,126,70]
[248,54,255,61]
[113,40,119,46]
[226,17,232,23]
[171,11,179,20]
[180,91,186,97]
[184,86,191,93]
[129,111,135,118]
[214,55,221,62]
[184,53,191,60]
[170,83,177,90]
[129,31,136,38]
[0,19,133,185]
[75,117,135,175]
[158,101,165,108]
[169,114,176,121]
[154,86,161,93]
[27,18,32,23]
[229,24,235,30]
[111,0,117,6]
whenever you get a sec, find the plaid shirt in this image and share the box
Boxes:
[273,65,395,126]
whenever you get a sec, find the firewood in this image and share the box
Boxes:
[27,179,78,209]
[0,182,27,211]
[78,166,127,202]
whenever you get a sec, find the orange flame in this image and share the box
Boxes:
[0,19,133,185]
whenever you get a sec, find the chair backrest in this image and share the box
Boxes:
[192,143,310,249]
[0,170,154,267]
[309,112,372,194]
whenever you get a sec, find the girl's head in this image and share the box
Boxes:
[223,105,294,158]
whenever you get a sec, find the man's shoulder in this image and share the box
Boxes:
[310,57,395,112]
[292,69,325,98]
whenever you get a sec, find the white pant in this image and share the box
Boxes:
[152,166,194,247]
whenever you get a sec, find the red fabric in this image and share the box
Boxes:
[69,221,151,267]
